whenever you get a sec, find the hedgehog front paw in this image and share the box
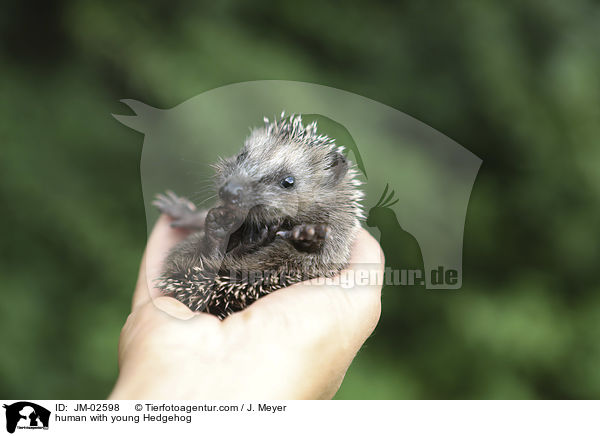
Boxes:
[277,224,330,252]
[205,206,242,238]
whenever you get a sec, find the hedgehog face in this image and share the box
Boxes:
[213,122,350,226]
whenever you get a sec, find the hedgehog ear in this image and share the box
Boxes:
[326,151,348,183]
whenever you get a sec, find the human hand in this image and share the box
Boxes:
[108,215,384,399]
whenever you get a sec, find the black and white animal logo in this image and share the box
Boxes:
[3,402,50,434]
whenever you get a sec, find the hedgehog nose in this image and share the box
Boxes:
[219,181,244,205]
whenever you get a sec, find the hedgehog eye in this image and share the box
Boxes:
[280,176,295,189]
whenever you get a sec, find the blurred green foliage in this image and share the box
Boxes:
[1,0,599,399]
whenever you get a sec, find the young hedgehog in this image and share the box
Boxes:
[153,114,364,319]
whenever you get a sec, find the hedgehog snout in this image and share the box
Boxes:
[219,181,243,205]
[219,176,251,207]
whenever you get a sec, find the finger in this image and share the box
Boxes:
[152,296,197,320]
[230,227,384,346]
[132,214,193,310]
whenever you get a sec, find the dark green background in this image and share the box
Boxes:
[1,0,599,399]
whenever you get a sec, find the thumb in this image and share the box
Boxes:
[132,214,193,311]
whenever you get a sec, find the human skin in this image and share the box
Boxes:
[109,215,384,399]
